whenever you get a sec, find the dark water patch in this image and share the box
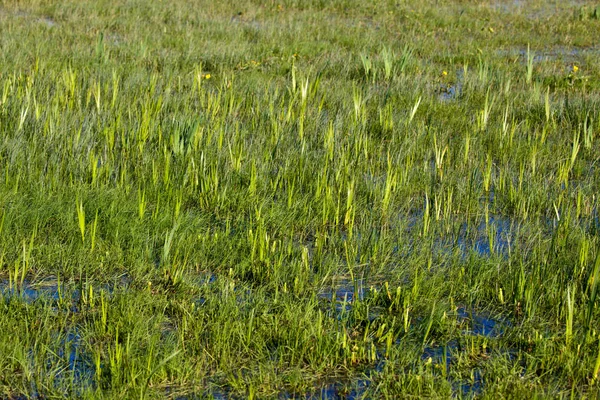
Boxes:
[399,214,517,261]
[165,384,231,399]
[584,206,600,235]
[14,329,95,398]
[457,215,516,258]
[304,378,370,399]
[399,202,519,259]
[438,69,464,102]
[456,307,504,338]
[422,340,457,370]
[101,273,133,293]
[193,272,218,305]
[0,279,67,302]
[55,330,95,391]
[421,341,485,398]
[319,278,366,304]
[420,308,509,397]
[497,46,600,64]
[420,309,507,396]
[0,277,134,313]
[318,278,367,317]
[457,369,483,398]
[200,272,218,285]
[439,84,460,102]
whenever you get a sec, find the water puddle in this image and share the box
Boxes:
[402,214,517,260]
[0,279,64,302]
[420,308,506,397]
[10,329,96,398]
[438,69,464,102]
[0,9,58,27]
[459,369,483,398]
[489,0,589,20]
[0,276,132,312]
[496,46,599,64]
[319,278,366,304]
[456,307,504,338]
[438,84,460,102]
[180,299,508,399]
[304,378,370,399]
[412,212,515,260]
[459,216,516,257]
[318,278,367,317]
[489,0,526,13]
[421,341,485,398]
[398,197,519,258]
[38,16,57,28]
[55,330,95,391]
[422,340,457,370]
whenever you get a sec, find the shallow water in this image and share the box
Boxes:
[305,379,370,400]
[438,69,464,102]
[0,276,131,306]
[422,340,457,369]
[456,307,504,338]
[319,278,366,304]
[496,46,599,64]
[316,276,508,397]
[0,280,64,302]
[457,369,483,398]
[56,330,95,390]
[420,308,506,397]
[461,215,515,257]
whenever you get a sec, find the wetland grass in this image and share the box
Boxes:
[1,0,600,398]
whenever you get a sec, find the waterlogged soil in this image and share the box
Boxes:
[420,308,508,398]
[0,278,137,395]
[313,277,510,398]
[0,276,131,303]
[0,279,64,302]
[55,330,95,391]
[456,215,516,257]
[318,278,366,314]
[489,0,593,19]
[304,379,371,400]
[456,307,505,338]
[160,276,511,399]
[438,69,464,102]
[0,198,557,399]
[0,7,58,27]
[0,214,520,399]
[1,273,514,399]
[504,46,595,58]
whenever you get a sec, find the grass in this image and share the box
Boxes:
[1,0,600,398]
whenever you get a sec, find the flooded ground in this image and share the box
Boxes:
[1,279,66,302]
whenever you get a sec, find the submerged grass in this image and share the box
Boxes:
[1,0,600,398]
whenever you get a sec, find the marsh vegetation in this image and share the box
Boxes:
[1,0,600,398]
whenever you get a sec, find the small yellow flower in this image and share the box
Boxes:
[204,74,211,80]
[442,70,448,77]
[572,65,579,73]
